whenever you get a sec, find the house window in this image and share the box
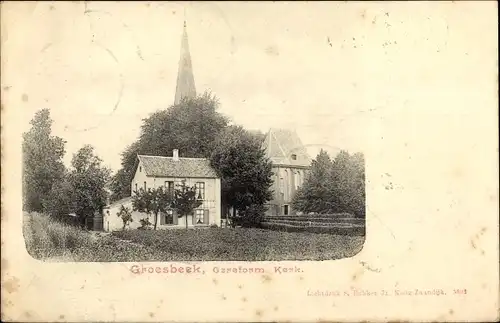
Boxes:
[195,209,204,224]
[139,166,142,172]
[143,181,147,191]
[165,181,174,193]
[161,209,174,225]
[291,154,297,160]
[283,205,289,215]
[195,182,205,200]
[135,183,138,193]
[284,170,288,197]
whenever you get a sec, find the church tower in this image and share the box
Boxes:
[174,19,197,105]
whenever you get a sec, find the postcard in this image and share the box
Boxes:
[1,1,498,322]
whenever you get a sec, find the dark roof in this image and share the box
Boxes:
[137,155,218,178]
[262,128,311,167]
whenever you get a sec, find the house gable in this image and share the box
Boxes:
[131,158,149,193]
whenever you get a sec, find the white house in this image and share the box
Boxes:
[102,149,222,231]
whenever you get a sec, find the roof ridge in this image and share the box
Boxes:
[137,154,209,161]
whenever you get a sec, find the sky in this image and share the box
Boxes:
[3,1,497,172]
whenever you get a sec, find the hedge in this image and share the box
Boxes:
[263,216,364,224]
[279,212,356,218]
[261,222,365,236]
[262,219,364,228]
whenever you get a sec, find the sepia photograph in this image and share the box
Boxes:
[20,2,365,262]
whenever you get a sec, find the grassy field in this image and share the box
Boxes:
[23,213,365,261]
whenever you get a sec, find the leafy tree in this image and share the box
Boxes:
[330,151,365,217]
[292,149,365,217]
[22,109,66,212]
[110,92,229,201]
[131,187,173,230]
[292,149,334,213]
[42,174,73,219]
[171,181,203,230]
[109,168,133,203]
[210,126,273,227]
[67,145,111,227]
[248,129,266,143]
[116,205,133,231]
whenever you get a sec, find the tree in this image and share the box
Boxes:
[330,151,365,217]
[42,174,73,219]
[248,129,266,143]
[171,181,203,230]
[292,149,335,214]
[67,145,111,227]
[111,92,229,201]
[109,168,133,203]
[292,149,366,217]
[116,205,133,231]
[131,187,173,230]
[210,126,273,227]
[22,109,66,212]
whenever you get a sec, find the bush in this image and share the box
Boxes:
[24,212,96,260]
[138,217,153,230]
[23,212,161,262]
[232,204,266,228]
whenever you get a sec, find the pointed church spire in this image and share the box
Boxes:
[174,16,196,105]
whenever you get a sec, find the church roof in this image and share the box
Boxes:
[136,155,218,178]
[174,20,197,105]
[262,128,311,167]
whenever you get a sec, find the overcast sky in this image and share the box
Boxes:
[3,1,496,172]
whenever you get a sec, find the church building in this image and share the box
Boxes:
[262,128,312,216]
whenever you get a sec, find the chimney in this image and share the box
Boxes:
[173,149,179,161]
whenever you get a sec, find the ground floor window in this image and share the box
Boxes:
[165,181,174,194]
[160,209,174,225]
[283,204,289,215]
[195,209,204,224]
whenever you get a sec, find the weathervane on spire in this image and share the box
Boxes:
[183,7,187,27]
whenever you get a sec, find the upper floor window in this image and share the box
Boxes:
[143,181,147,191]
[291,154,297,160]
[195,182,205,200]
[139,166,142,172]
